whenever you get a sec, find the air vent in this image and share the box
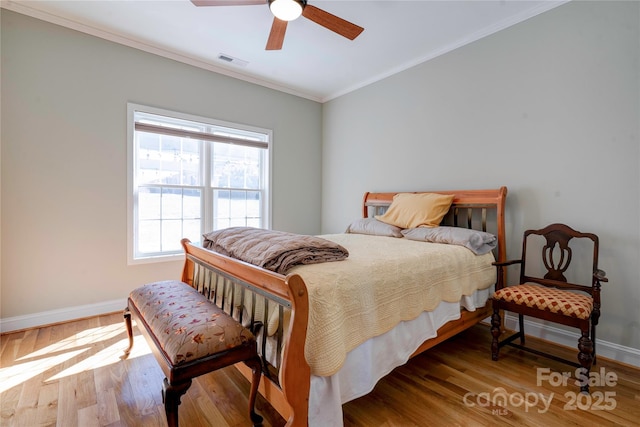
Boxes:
[217,53,248,68]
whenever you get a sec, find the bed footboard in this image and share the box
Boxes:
[180,239,310,427]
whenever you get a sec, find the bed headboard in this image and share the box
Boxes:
[362,187,508,263]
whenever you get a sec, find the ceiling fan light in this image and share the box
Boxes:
[269,0,303,21]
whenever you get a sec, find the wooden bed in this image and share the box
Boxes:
[179,187,507,426]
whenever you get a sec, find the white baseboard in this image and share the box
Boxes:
[0,299,127,333]
[503,314,640,369]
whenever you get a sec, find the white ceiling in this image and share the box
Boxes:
[2,0,566,102]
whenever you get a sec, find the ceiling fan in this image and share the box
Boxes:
[191,0,364,50]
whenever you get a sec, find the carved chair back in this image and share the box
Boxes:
[520,223,601,302]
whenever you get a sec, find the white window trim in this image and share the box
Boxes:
[127,103,272,265]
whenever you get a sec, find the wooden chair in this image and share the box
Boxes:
[490,223,608,392]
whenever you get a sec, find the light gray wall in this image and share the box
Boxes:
[322,1,640,350]
[1,10,322,319]
[2,2,639,357]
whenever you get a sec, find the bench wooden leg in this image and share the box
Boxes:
[162,378,192,427]
[122,307,134,358]
[245,357,264,426]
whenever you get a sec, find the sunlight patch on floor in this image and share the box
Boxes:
[46,335,151,381]
[1,322,152,393]
[0,348,89,393]
[17,323,125,361]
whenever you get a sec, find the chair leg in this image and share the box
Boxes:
[244,357,263,426]
[518,314,526,345]
[491,309,502,361]
[577,329,594,394]
[122,307,134,358]
[162,378,192,427]
[591,307,600,366]
[591,325,597,365]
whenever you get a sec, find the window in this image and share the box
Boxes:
[128,104,271,263]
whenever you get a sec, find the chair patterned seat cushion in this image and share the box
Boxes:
[493,284,593,320]
[129,280,255,365]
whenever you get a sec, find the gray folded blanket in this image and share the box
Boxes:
[202,227,349,274]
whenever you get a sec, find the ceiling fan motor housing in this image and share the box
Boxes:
[268,0,308,21]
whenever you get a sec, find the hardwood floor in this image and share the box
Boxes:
[1,312,638,426]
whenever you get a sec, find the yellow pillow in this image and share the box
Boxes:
[375,192,455,229]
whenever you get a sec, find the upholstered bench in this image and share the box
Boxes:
[122,280,263,427]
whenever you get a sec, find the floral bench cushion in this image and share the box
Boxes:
[493,284,593,320]
[129,280,255,365]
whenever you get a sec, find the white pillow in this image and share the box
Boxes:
[401,226,497,255]
[345,218,403,237]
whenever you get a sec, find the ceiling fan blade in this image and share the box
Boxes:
[190,0,264,6]
[266,18,287,50]
[302,4,364,40]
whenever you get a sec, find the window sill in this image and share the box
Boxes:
[128,253,183,265]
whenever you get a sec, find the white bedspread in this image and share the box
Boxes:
[289,234,496,376]
[307,287,492,427]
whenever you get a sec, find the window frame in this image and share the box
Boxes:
[127,103,272,264]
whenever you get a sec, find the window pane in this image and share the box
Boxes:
[183,219,201,244]
[138,187,161,220]
[139,131,160,151]
[215,218,230,230]
[137,132,162,185]
[137,132,201,186]
[137,187,202,255]
[212,189,261,229]
[138,220,160,253]
[246,190,262,219]
[183,189,201,219]
[162,220,183,252]
[211,143,262,189]
[213,189,230,218]
[181,139,200,186]
[162,188,183,220]
[246,218,261,228]
[230,190,247,221]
